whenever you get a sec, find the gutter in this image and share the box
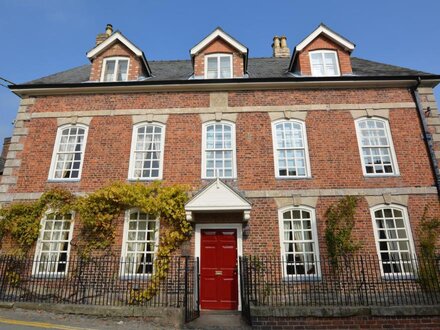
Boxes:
[412,78,440,197]
[9,76,440,97]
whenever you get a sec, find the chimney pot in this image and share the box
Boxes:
[272,36,281,57]
[105,24,113,36]
[280,36,287,48]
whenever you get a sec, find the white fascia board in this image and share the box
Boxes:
[190,29,247,55]
[296,25,355,52]
[186,205,252,211]
[87,32,143,59]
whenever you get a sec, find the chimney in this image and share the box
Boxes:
[272,35,290,58]
[95,24,113,45]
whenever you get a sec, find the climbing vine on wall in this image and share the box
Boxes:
[418,206,440,291]
[0,181,191,302]
[0,188,76,255]
[324,196,361,269]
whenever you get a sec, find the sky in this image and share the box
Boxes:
[1,0,440,145]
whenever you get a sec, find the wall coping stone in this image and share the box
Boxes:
[250,304,440,318]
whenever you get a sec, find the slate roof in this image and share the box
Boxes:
[24,56,434,85]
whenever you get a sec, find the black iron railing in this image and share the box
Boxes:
[0,255,199,322]
[240,254,440,311]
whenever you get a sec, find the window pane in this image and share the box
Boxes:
[373,207,413,275]
[104,60,116,81]
[52,126,87,180]
[204,123,234,178]
[117,60,128,81]
[357,119,395,175]
[207,57,218,78]
[122,211,158,275]
[131,124,163,179]
[274,121,308,177]
[281,209,318,277]
[310,53,324,76]
[324,53,338,75]
[220,56,231,78]
[34,213,73,275]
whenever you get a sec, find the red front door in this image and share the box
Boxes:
[200,229,238,310]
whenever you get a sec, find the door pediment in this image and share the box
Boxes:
[185,179,251,221]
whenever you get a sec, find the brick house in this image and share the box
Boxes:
[1,23,440,317]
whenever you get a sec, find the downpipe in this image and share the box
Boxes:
[412,78,440,198]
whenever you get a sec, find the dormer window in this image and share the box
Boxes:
[205,54,232,79]
[101,57,129,82]
[309,50,340,76]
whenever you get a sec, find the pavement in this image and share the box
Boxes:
[0,307,171,329]
[184,311,251,330]
[0,308,251,329]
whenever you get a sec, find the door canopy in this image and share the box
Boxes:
[185,179,251,221]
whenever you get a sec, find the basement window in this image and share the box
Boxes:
[101,57,129,82]
[309,50,340,76]
[205,54,232,79]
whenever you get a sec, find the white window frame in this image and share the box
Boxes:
[201,121,237,179]
[370,204,416,278]
[128,122,166,181]
[120,209,160,278]
[355,117,400,177]
[204,54,233,79]
[309,50,340,77]
[48,124,89,182]
[32,211,75,278]
[272,119,312,179]
[100,56,130,82]
[278,206,321,280]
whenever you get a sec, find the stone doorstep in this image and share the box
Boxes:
[0,302,185,328]
[250,305,440,318]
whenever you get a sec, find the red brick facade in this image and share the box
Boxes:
[5,86,440,257]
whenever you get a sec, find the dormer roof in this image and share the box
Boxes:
[190,27,248,56]
[86,31,152,77]
[289,24,355,72]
